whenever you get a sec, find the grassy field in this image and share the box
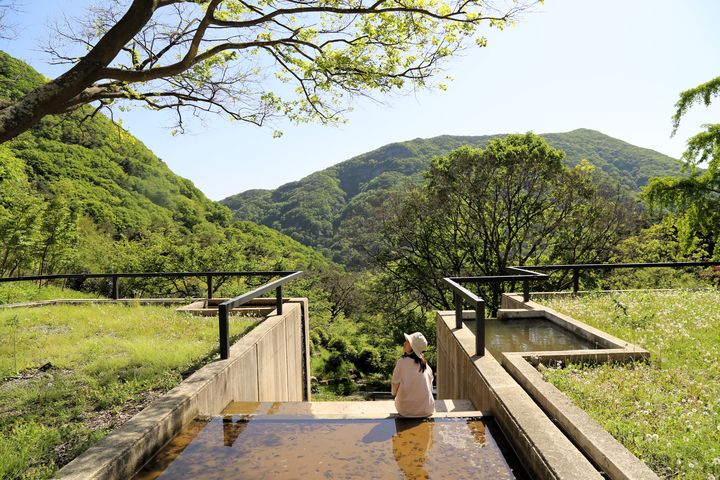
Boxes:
[541,290,720,480]
[0,303,255,480]
[0,283,99,305]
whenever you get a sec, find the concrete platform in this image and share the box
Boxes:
[222,399,484,419]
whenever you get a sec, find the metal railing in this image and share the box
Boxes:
[520,261,720,293]
[0,270,298,300]
[444,267,549,357]
[444,261,720,356]
[217,271,304,359]
[0,270,305,361]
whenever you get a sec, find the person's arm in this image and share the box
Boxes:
[391,360,401,397]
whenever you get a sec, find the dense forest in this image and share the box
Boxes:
[221,129,683,268]
[0,51,331,283]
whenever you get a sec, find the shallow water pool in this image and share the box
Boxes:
[485,317,599,359]
[133,415,528,479]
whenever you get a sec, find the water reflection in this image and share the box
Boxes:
[485,318,598,358]
[392,419,433,479]
[222,417,246,447]
[134,416,527,479]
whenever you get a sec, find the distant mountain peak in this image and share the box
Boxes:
[220,130,681,268]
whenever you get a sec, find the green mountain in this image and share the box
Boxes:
[0,51,328,279]
[221,130,682,267]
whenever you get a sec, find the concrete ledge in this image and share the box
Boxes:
[502,353,659,480]
[0,298,195,309]
[497,308,546,319]
[55,300,309,480]
[176,298,278,317]
[452,293,655,479]
[222,399,485,419]
[437,311,603,480]
[502,293,647,351]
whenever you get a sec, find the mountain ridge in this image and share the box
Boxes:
[221,128,682,267]
[0,50,328,276]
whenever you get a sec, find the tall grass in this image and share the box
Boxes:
[542,290,720,480]
[0,304,255,479]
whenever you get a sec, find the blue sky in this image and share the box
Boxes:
[2,0,719,200]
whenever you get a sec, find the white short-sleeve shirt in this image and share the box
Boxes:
[391,356,435,417]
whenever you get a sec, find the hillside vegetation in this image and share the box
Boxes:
[543,291,720,479]
[0,50,329,284]
[222,130,681,267]
[0,51,393,439]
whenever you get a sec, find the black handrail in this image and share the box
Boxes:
[444,268,549,357]
[519,261,720,293]
[0,271,297,300]
[217,271,304,359]
[443,261,720,356]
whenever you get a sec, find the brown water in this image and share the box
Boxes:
[133,416,528,480]
[485,318,599,359]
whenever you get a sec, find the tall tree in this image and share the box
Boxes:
[0,147,43,276]
[376,133,638,311]
[0,0,535,142]
[644,75,720,256]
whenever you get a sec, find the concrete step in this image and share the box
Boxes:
[222,399,484,419]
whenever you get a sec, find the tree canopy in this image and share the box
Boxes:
[375,133,638,311]
[644,74,720,257]
[0,0,534,142]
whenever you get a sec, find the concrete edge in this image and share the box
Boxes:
[1,298,199,309]
[501,352,659,480]
[437,311,604,480]
[54,302,305,480]
[222,411,489,420]
[502,293,649,354]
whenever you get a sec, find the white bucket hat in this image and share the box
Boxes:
[404,332,428,358]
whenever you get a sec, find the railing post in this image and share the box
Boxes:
[454,293,463,329]
[219,303,230,360]
[207,275,213,300]
[523,280,530,302]
[572,268,579,293]
[111,275,119,300]
[475,299,485,357]
[276,285,283,315]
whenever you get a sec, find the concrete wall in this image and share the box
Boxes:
[437,311,604,480]
[438,296,657,480]
[56,299,310,480]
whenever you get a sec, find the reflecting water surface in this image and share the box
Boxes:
[134,416,527,479]
[486,318,599,359]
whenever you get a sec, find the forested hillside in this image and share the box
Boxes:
[222,129,682,267]
[0,51,329,283]
[0,50,394,419]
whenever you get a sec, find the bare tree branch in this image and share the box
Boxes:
[0,0,537,143]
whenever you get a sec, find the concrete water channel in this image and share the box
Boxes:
[56,294,659,480]
[132,401,527,480]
